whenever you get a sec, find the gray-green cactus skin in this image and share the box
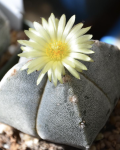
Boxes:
[0,10,10,56]
[0,41,120,149]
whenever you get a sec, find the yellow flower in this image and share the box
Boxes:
[18,13,94,86]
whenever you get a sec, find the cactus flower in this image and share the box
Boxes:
[18,13,94,86]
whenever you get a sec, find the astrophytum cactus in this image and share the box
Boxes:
[0,41,120,149]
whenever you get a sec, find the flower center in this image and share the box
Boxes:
[46,40,69,61]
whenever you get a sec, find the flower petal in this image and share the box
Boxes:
[37,74,45,85]
[21,46,33,52]
[27,58,49,74]
[55,68,61,81]
[76,26,91,39]
[62,65,65,75]
[62,57,75,68]
[77,44,92,49]
[69,35,93,46]
[52,62,58,71]
[73,59,87,70]
[21,46,47,53]
[62,15,75,41]
[48,69,52,81]
[18,40,43,51]
[52,69,57,86]
[78,49,94,54]
[70,45,94,54]
[59,77,63,84]
[63,63,80,79]
[29,28,41,37]
[42,18,48,31]
[42,61,53,74]
[50,13,56,30]
[76,26,91,37]
[28,57,49,69]
[33,22,51,42]
[21,60,33,70]
[69,23,83,35]
[68,26,91,42]
[78,35,93,44]
[68,38,93,47]
[70,44,92,50]
[75,67,83,73]
[85,40,95,45]
[69,52,94,62]
[18,51,45,58]
[48,17,56,40]
[65,23,83,42]
[24,30,46,47]
[55,18,59,31]
[57,14,66,41]
[55,61,62,80]
[52,62,63,85]
[37,61,53,85]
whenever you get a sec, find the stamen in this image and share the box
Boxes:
[46,40,69,61]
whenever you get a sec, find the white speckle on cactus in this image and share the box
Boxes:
[69,95,78,103]
[85,145,90,150]
[11,69,17,76]
[79,120,86,129]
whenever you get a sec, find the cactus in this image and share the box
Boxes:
[0,41,120,149]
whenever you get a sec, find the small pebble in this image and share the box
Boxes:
[112,129,119,134]
[108,148,114,150]
[116,144,120,150]
[95,133,104,141]
[8,45,18,55]
[90,145,96,150]
[104,140,112,148]
[112,140,117,147]
[108,135,114,141]
[99,141,105,149]
[104,131,111,138]
[110,116,117,125]
[3,144,9,149]
[115,121,120,128]
[0,124,6,134]
[96,143,100,150]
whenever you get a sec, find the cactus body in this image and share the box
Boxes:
[0,41,120,149]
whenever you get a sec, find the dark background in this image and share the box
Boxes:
[24,0,120,41]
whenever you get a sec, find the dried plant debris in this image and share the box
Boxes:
[1,99,120,150]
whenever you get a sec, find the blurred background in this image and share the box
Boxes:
[23,0,120,44]
[1,0,120,43]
